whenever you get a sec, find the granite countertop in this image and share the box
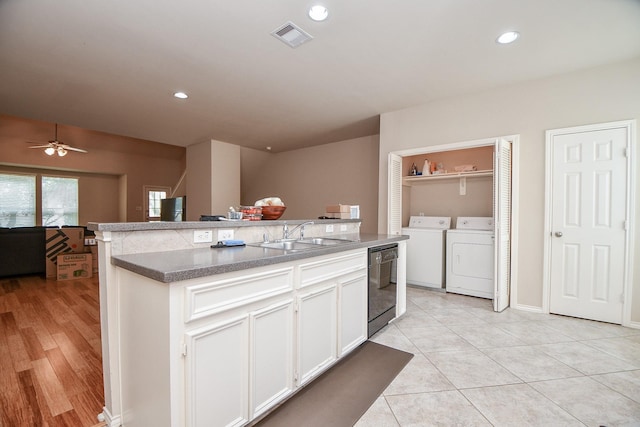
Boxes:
[88,218,360,232]
[111,233,407,283]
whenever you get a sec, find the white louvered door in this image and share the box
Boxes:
[493,138,512,312]
[388,153,402,235]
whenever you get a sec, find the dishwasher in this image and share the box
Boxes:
[368,243,398,337]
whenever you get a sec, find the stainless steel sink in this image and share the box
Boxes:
[248,237,354,251]
[297,237,354,246]
[254,240,317,251]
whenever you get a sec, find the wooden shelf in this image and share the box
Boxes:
[403,169,493,185]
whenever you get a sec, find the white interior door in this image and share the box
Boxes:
[493,138,512,312]
[547,124,630,324]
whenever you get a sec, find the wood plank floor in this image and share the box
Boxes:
[0,274,105,427]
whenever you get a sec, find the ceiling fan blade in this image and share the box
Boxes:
[64,146,88,153]
[28,144,53,149]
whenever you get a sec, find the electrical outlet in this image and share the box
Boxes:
[194,230,213,243]
[340,224,347,232]
[326,224,334,233]
[218,229,234,241]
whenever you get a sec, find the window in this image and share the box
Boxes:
[148,190,167,218]
[144,186,170,221]
[0,173,36,227]
[42,176,79,226]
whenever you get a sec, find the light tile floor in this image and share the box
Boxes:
[355,286,640,426]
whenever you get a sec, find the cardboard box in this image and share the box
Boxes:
[46,227,85,278]
[326,204,351,213]
[90,245,99,274]
[57,253,92,281]
[326,204,359,219]
[325,212,352,219]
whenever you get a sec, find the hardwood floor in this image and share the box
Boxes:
[0,274,105,427]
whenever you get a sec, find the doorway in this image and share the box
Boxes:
[388,135,518,312]
[143,185,171,221]
[544,120,636,324]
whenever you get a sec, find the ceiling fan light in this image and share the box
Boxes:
[44,147,55,155]
[57,147,67,157]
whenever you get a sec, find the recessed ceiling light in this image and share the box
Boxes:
[173,91,188,99]
[496,31,519,44]
[308,5,328,21]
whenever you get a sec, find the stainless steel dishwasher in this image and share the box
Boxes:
[368,243,398,337]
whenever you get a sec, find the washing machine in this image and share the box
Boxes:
[446,217,495,299]
[402,216,451,289]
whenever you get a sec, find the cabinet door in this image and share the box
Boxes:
[185,316,249,427]
[250,299,294,418]
[338,273,368,356]
[297,284,337,385]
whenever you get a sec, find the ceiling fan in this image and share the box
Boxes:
[28,123,88,156]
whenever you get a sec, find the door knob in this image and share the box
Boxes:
[555,231,563,237]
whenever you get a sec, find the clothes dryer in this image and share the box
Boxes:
[446,217,495,299]
[402,216,451,289]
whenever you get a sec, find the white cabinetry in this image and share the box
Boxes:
[186,315,250,427]
[250,300,294,417]
[114,248,368,427]
[297,251,367,385]
[298,284,337,385]
[183,267,295,426]
[338,273,368,356]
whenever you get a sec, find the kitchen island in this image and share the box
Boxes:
[88,219,407,427]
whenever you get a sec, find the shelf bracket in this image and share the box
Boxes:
[459,177,467,195]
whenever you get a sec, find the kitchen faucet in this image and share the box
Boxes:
[282,221,314,240]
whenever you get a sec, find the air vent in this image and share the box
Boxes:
[271,21,313,48]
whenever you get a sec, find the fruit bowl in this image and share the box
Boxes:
[261,205,286,220]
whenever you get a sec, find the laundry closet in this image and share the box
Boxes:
[388,137,513,311]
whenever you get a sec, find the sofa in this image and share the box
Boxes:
[0,226,48,277]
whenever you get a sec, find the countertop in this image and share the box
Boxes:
[111,233,407,283]
[88,218,360,232]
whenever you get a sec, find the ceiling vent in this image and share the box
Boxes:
[271,21,313,48]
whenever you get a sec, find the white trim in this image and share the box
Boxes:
[623,120,636,327]
[100,406,121,427]
[627,320,640,330]
[508,136,520,309]
[543,119,636,326]
[512,303,546,314]
[390,134,520,158]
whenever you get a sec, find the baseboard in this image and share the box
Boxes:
[512,303,545,313]
[100,407,122,427]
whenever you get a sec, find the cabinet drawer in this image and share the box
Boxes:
[299,250,367,289]
[185,267,294,322]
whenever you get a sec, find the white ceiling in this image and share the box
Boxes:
[1,0,640,152]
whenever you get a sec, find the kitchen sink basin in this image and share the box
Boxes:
[248,237,355,251]
[253,240,317,251]
[297,237,354,246]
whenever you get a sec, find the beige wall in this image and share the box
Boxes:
[378,57,640,321]
[186,139,241,220]
[241,135,380,234]
[0,115,186,224]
